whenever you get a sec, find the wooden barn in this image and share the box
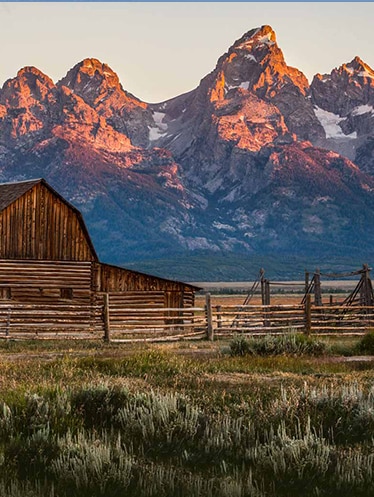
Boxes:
[0,178,199,337]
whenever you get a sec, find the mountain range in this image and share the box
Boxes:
[1,25,374,280]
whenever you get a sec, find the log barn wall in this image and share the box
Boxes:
[94,262,196,308]
[0,178,199,337]
[0,181,96,261]
[0,260,92,303]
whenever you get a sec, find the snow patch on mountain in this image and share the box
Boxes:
[245,54,257,62]
[257,32,275,47]
[358,71,374,79]
[226,81,250,92]
[351,104,374,116]
[314,107,357,139]
[212,221,236,232]
[148,111,168,141]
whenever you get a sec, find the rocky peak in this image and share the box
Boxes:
[58,58,152,147]
[311,57,374,116]
[345,56,374,75]
[58,58,123,106]
[0,66,55,107]
[230,25,277,56]
[210,24,308,103]
[0,67,58,143]
[58,57,147,111]
[203,25,323,142]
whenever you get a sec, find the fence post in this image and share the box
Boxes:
[265,280,271,305]
[261,271,266,306]
[205,293,214,341]
[5,307,10,337]
[314,268,322,306]
[305,293,312,335]
[216,305,222,329]
[103,293,111,342]
[305,270,309,294]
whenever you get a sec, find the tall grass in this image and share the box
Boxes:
[2,382,374,496]
[229,334,327,357]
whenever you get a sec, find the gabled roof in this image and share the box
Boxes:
[0,179,41,211]
[0,178,98,260]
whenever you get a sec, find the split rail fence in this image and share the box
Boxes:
[1,293,374,341]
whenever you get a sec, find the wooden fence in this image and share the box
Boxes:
[0,301,103,339]
[1,293,374,341]
[97,293,374,341]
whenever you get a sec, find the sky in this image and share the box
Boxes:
[0,2,373,103]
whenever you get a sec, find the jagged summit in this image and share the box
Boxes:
[16,66,54,82]
[311,55,374,117]
[0,66,55,103]
[58,58,123,104]
[150,24,321,160]
[60,58,121,91]
[209,24,309,104]
[57,57,152,147]
[345,56,374,75]
[313,56,374,84]
[231,25,277,52]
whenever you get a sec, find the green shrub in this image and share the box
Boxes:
[71,385,130,429]
[4,428,59,480]
[356,330,374,354]
[229,335,255,356]
[51,431,132,497]
[230,334,327,357]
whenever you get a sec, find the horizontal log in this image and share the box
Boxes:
[110,328,204,337]
[0,260,92,267]
[107,307,205,313]
[0,304,101,310]
[312,305,374,311]
[310,326,372,331]
[0,334,100,340]
[109,322,205,330]
[216,325,306,332]
[214,331,302,337]
[110,332,207,343]
[312,332,367,336]
[97,291,164,296]
[311,320,374,326]
[108,313,203,320]
[228,316,305,323]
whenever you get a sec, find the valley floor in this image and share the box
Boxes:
[1,336,374,496]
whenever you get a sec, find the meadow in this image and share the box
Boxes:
[0,330,374,497]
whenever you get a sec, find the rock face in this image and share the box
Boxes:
[1,25,374,272]
[148,25,324,190]
[0,65,202,262]
[58,58,154,147]
[310,56,374,162]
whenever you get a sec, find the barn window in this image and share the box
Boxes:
[60,288,73,300]
[0,287,11,300]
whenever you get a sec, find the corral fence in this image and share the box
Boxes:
[1,292,374,341]
[97,291,374,340]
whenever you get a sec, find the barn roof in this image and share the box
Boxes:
[0,178,98,260]
[0,179,41,211]
[99,262,201,291]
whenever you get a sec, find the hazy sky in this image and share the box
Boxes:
[1,2,373,103]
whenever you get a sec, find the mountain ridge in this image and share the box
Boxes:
[1,24,374,279]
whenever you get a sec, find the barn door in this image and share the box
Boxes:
[164,291,184,327]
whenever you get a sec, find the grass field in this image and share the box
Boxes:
[1,332,374,497]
